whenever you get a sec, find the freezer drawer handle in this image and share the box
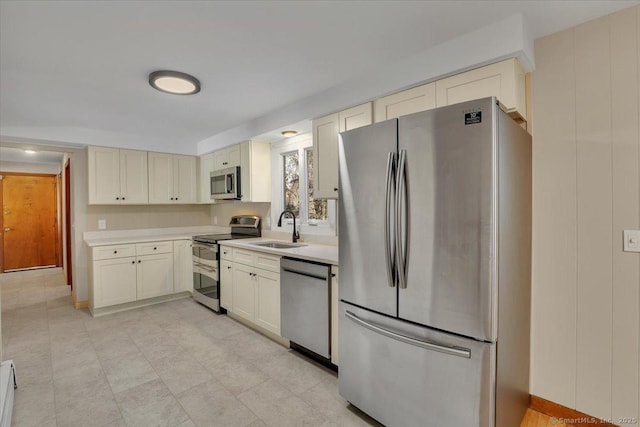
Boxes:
[345,310,471,359]
[282,268,327,281]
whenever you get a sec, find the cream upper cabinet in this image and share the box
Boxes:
[374,83,436,122]
[435,58,526,121]
[214,145,241,170]
[198,153,214,203]
[148,152,197,204]
[313,102,373,199]
[239,140,271,202]
[173,155,197,203]
[88,146,148,204]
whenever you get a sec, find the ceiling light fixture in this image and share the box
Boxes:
[281,130,298,138]
[149,70,201,95]
[24,149,36,154]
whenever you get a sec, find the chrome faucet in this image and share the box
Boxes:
[277,210,300,243]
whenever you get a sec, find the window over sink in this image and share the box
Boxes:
[271,134,336,236]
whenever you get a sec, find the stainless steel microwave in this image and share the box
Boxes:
[210,166,241,200]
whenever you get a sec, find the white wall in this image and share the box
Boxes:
[0,160,60,174]
[531,6,639,423]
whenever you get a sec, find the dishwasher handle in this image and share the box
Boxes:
[282,267,328,281]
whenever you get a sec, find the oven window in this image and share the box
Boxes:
[195,272,218,299]
[211,174,227,195]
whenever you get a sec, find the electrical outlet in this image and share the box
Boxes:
[623,229,640,253]
[98,219,106,230]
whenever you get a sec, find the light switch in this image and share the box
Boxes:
[98,219,107,230]
[623,229,640,252]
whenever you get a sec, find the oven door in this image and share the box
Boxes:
[193,262,220,311]
[192,243,217,269]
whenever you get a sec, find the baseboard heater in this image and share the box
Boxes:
[0,361,16,427]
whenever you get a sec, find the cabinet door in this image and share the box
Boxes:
[338,102,373,133]
[214,147,229,170]
[88,146,120,204]
[198,153,215,203]
[119,149,148,204]
[148,152,174,203]
[374,83,436,122]
[173,240,193,293]
[435,58,526,120]
[232,264,255,322]
[312,113,340,199]
[173,155,197,203]
[93,257,137,308]
[227,145,241,167]
[331,266,339,366]
[254,269,280,335]
[137,252,174,299]
[220,259,233,310]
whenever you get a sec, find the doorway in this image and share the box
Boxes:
[1,173,60,271]
[64,159,73,288]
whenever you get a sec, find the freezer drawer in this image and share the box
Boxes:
[339,302,495,427]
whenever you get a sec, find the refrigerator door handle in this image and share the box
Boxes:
[345,310,471,358]
[385,152,397,287]
[395,149,408,289]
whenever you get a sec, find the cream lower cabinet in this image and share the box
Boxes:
[93,256,137,308]
[173,240,193,293]
[220,259,233,309]
[90,240,184,313]
[331,265,339,366]
[226,247,281,336]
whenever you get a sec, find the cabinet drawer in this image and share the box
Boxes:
[232,248,255,266]
[136,241,173,255]
[220,246,233,261]
[255,252,281,273]
[93,244,136,261]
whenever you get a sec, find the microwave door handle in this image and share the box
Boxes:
[226,174,234,193]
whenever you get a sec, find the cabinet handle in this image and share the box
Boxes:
[227,266,231,270]
[116,197,120,200]
[113,250,118,254]
[333,187,339,192]
[122,197,126,200]
[153,247,157,250]
[175,197,179,201]
[138,260,141,263]
[131,260,135,264]
[170,197,174,200]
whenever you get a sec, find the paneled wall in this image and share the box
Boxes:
[531,6,640,423]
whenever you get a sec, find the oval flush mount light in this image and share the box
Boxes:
[149,70,201,95]
[281,130,298,138]
[24,149,36,154]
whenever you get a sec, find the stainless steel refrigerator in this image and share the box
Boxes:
[338,97,531,427]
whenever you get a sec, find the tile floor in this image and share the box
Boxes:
[1,268,380,427]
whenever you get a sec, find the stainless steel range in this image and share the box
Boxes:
[192,215,261,312]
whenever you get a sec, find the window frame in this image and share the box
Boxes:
[270,134,336,236]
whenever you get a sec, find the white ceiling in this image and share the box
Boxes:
[0,146,65,165]
[1,1,637,154]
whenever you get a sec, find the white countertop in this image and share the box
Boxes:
[83,226,229,247]
[219,238,338,265]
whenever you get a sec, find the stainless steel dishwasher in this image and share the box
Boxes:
[280,257,331,359]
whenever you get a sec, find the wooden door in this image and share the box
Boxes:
[2,174,59,271]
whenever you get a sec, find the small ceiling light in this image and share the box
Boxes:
[149,70,201,95]
[24,149,36,154]
[281,130,298,138]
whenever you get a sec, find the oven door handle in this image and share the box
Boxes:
[193,263,218,274]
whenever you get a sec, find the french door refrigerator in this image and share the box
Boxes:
[338,97,531,427]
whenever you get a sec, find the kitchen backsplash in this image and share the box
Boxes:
[86,204,212,231]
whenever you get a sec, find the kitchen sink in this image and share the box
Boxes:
[251,241,308,249]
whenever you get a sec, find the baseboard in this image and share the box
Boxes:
[530,395,618,427]
[70,291,88,309]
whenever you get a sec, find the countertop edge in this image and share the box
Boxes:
[219,238,338,266]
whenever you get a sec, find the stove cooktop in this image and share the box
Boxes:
[192,234,256,244]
